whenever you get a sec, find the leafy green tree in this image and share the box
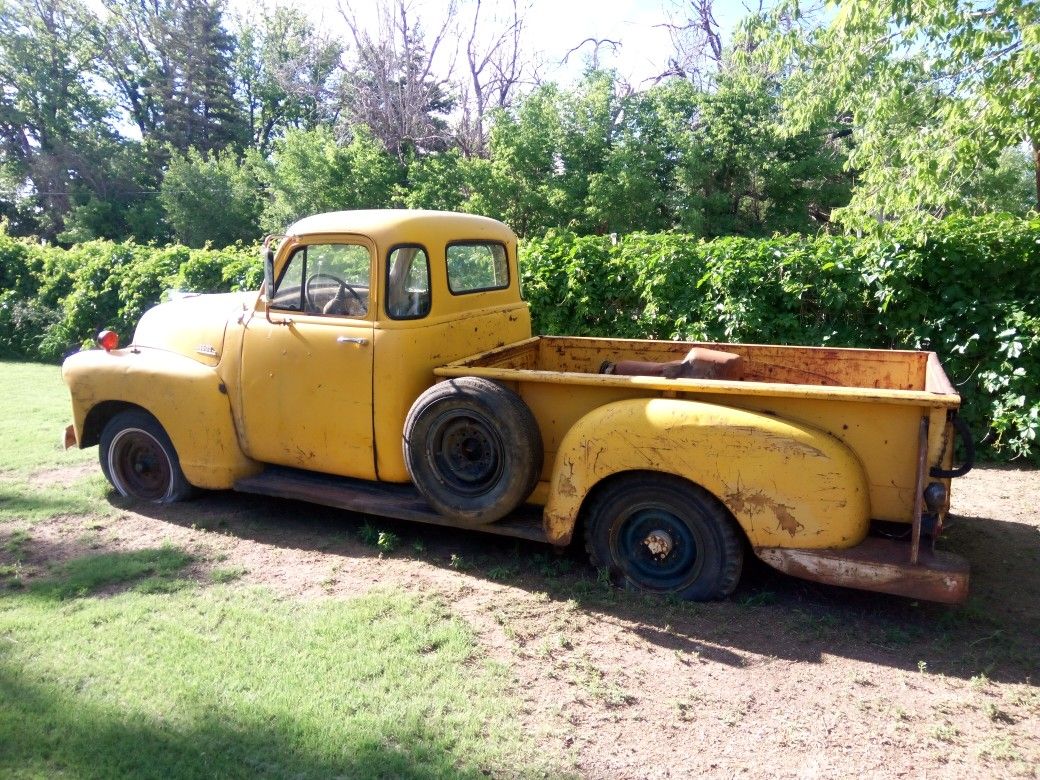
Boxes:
[0,0,123,240]
[399,150,468,211]
[961,146,1037,217]
[747,0,1040,227]
[234,7,344,155]
[160,147,265,247]
[261,126,403,231]
[688,75,850,236]
[98,0,247,155]
[464,85,567,237]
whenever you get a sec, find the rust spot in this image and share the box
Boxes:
[771,503,804,537]
[726,488,804,537]
[557,457,578,497]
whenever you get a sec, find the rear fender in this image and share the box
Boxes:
[63,348,259,489]
[543,398,870,548]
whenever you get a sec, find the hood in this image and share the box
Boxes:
[132,291,257,366]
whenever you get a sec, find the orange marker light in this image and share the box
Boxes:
[97,330,120,351]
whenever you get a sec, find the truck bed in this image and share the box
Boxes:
[437,335,959,398]
[436,336,960,524]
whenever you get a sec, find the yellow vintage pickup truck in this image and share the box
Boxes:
[62,210,974,603]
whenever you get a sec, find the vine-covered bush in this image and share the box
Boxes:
[522,213,1040,462]
[0,228,257,361]
[1,214,1036,461]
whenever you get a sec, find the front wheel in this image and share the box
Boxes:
[99,410,194,503]
[584,473,743,601]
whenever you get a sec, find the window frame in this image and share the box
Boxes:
[384,242,433,321]
[444,240,511,296]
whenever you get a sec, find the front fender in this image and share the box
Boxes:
[62,348,259,489]
[543,398,870,548]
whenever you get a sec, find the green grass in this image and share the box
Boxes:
[1,361,103,522]
[27,545,194,600]
[0,361,556,778]
[0,581,542,778]
[1,361,95,474]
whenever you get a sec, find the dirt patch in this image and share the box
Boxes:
[7,464,1039,778]
[26,463,97,489]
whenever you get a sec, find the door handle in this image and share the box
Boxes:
[336,336,369,345]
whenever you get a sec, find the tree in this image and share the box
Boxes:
[261,126,403,231]
[234,7,344,155]
[0,0,166,242]
[159,146,264,247]
[464,83,566,236]
[746,0,1040,226]
[686,75,850,236]
[97,0,247,155]
[337,0,456,161]
[456,0,531,156]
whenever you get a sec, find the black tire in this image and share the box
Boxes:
[584,472,743,601]
[99,410,194,504]
[404,377,543,525]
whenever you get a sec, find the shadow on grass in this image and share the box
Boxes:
[23,545,195,599]
[124,473,1040,685]
[0,481,101,521]
[0,653,501,780]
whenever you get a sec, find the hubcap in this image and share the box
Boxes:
[431,413,503,496]
[611,505,704,592]
[109,428,172,502]
[644,530,674,558]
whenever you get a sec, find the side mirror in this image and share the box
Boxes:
[261,235,292,326]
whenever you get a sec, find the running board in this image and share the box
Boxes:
[234,466,549,543]
[755,536,970,604]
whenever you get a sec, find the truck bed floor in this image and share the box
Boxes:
[234,466,549,543]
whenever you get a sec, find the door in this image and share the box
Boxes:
[238,239,377,479]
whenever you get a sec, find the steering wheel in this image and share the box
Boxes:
[305,273,364,314]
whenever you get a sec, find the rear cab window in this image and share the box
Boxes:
[446,242,509,294]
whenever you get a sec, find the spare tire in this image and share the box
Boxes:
[404,377,543,525]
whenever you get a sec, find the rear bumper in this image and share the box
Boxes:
[755,536,969,604]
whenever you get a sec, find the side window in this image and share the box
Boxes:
[271,243,371,317]
[386,246,431,319]
[446,242,509,294]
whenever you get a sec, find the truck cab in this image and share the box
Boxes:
[64,210,531,491]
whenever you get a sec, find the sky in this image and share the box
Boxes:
[231,0,758,86]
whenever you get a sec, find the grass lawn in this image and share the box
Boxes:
[0,361,553,779]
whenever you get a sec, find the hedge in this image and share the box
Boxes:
[0,230,259,362]
[1,213,1037,462]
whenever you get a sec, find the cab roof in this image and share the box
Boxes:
[285,210,516,247]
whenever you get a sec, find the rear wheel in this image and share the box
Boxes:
[99,410,193,503]
[584,473,743,600]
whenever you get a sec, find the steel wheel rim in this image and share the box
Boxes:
[610,503,704,592]
[108,427,172,502]
[429,411,504,497]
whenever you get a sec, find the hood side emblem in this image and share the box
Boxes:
[196,344,219,357]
